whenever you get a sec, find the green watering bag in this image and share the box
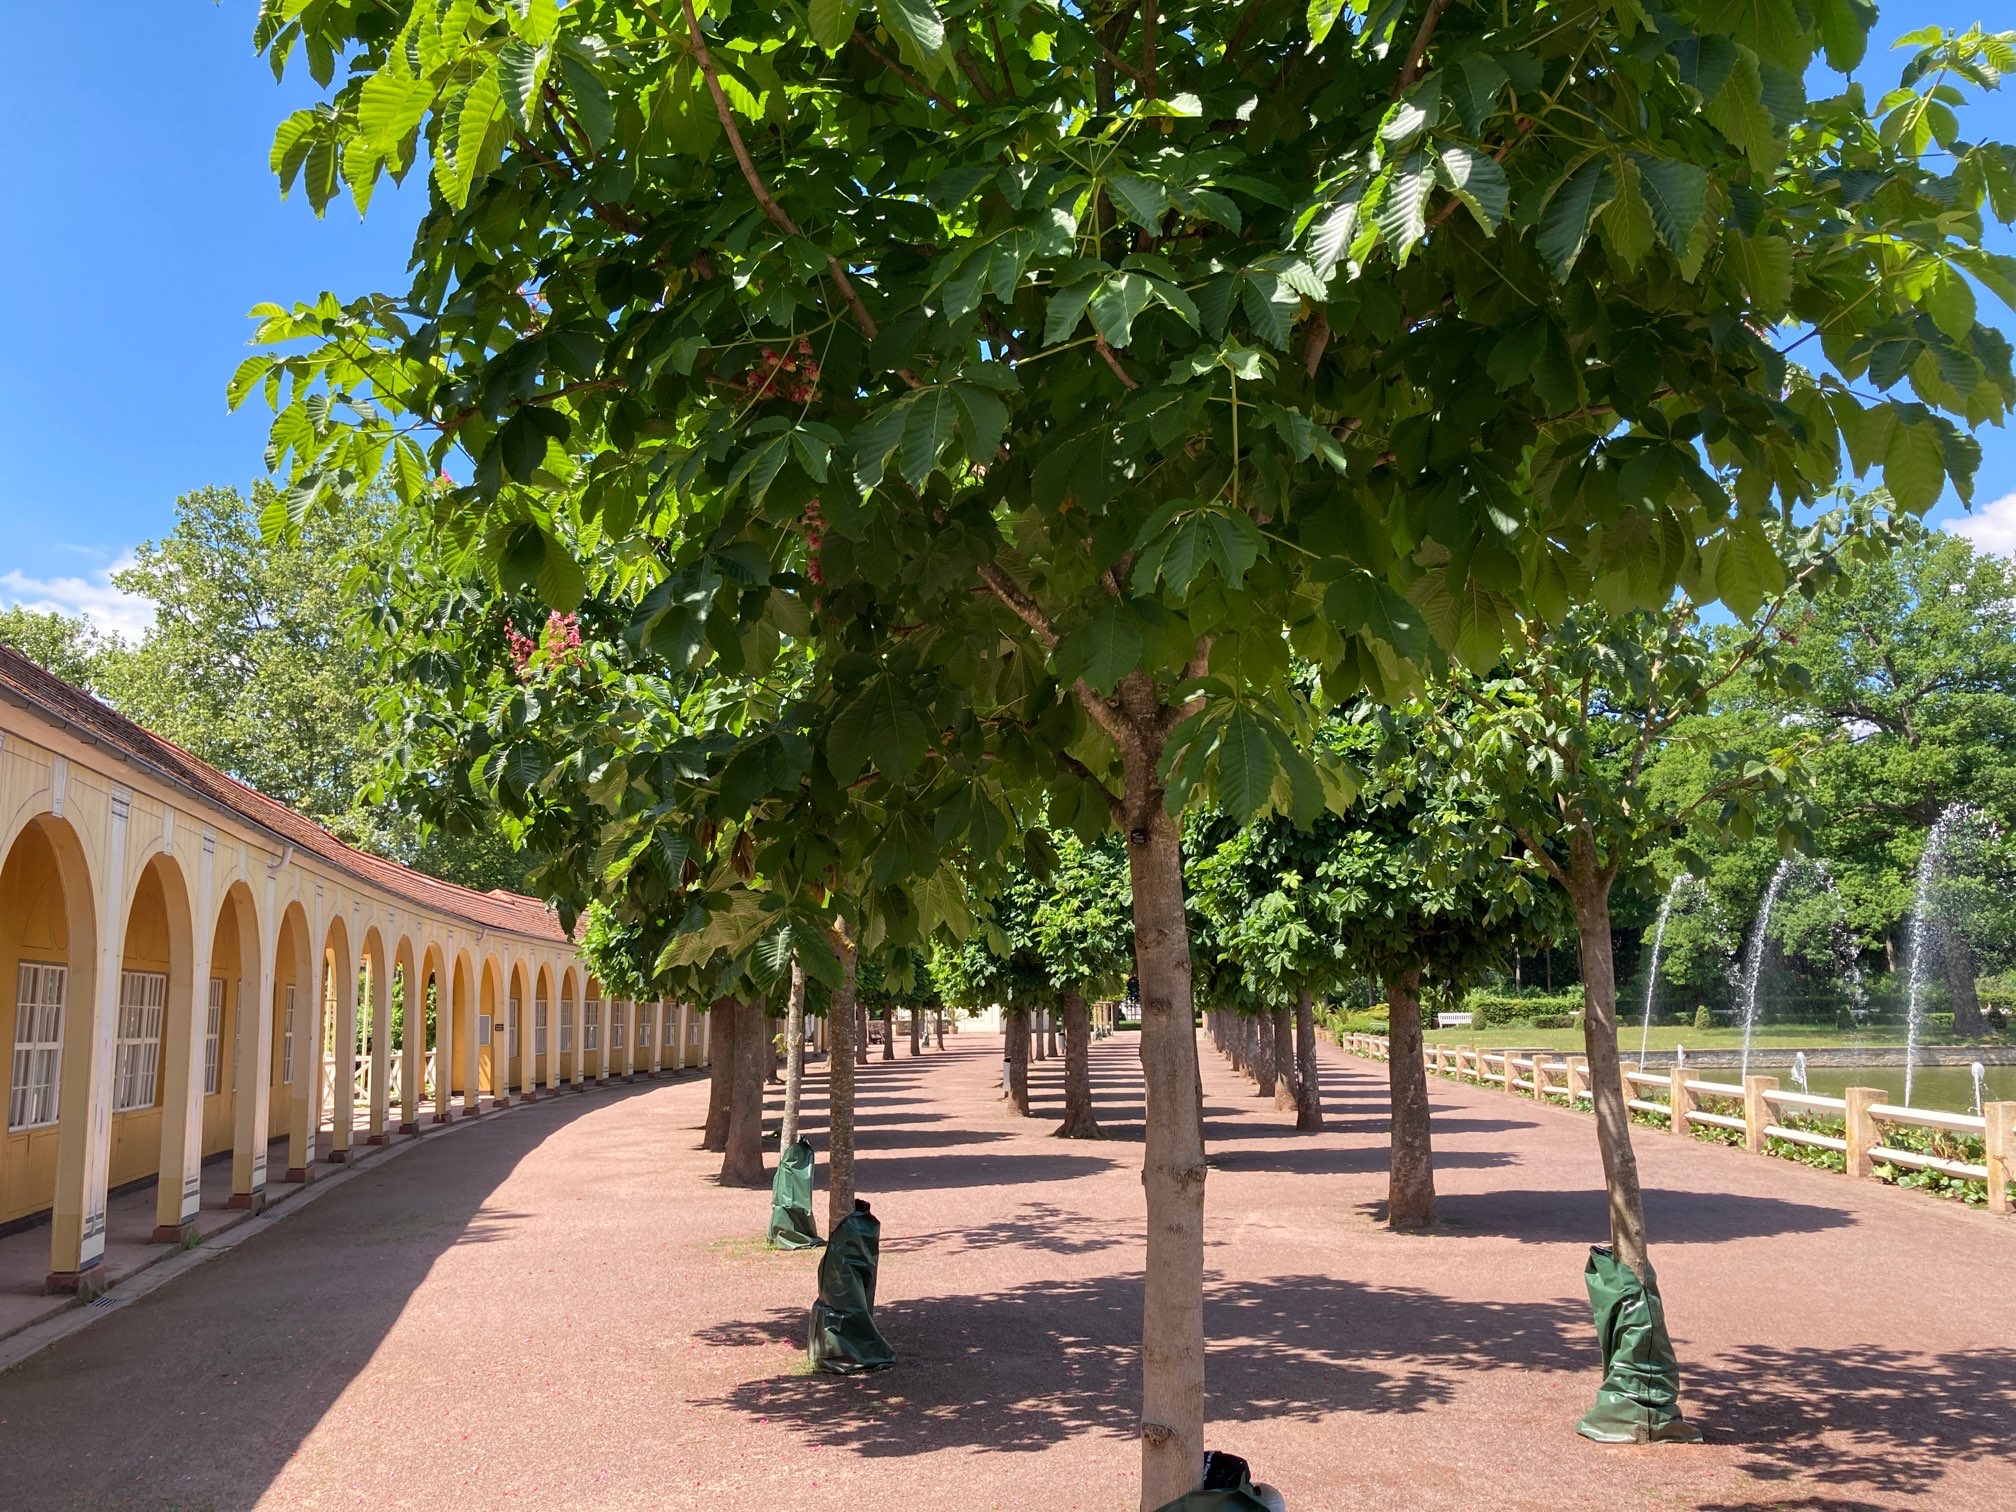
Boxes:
[767,1137,821,1250]
[808,1199,895,1375]
[1576,1244,1704,1444]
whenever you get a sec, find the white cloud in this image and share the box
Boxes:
[0,555,155,643]
[1945,493,2016,557]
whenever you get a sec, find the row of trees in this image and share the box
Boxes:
[233,2,2016,1504]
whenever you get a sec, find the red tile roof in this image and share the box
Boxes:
[0,646,569,944]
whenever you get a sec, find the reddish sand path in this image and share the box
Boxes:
[0,1030,2008,1510]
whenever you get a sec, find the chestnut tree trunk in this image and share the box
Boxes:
[1005,1007,1032,1114]
[718,996,769,1187]
[1384,968,1435,1227]
[826,929,859,1233]
[702,996,736,1152]
[1271,1001,1296,1115]
[1294,989,1323,1132]
[1057,989,1101,1139]
[781,960,806,1149]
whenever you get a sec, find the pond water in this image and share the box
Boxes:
[1740,1060,2015,1116]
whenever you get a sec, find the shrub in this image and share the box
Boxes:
[1692,1004,1713,1031]
[1528,1014,1577,1030]
[1463,990,1582,1028]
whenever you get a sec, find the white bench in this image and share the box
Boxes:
[1436,1011,1474,1029]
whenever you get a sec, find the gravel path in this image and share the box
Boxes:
[0,1029,2008,1510]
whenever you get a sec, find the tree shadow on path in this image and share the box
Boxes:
[1407,1187,1855,1245]
[691,1270,1591,1457]
[1687,1342,2016,1498]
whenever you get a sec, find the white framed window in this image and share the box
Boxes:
[534,998,548,1056]
[203,977,224,1095]
[508,997,520,1057]
[638,1008,653,1047]
[477,1015,492,1046]
[611,1005,626,1050]
[10,961,66,1130]
[584,1000,600,1052]
[113,969,167,1112]
[561,999,574,1052]
[282,984,297,1084]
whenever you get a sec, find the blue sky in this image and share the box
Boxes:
[2,3,2014,638]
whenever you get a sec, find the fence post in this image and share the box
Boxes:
[1566,1058,1587,1103]
[1844,1086,1882,1179]
[1984,1101,2013,1216]
[1471,1043,1484,1083]
[1669,1065,1695,1138]
[1743,1075,1777,1155]
[1531,1053,1550,1102]
[1620,1060,1638,1118]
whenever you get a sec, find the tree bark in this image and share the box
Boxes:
[1005,1007,1032,1114]
[826,928,858,1234]
[781,960,806,1149]
[909,1003,922,1055]
[767,1014,782,1082]
[1045,1009,1060,1059]
[1570,844,1652,1279]
[855,1000,869,1065]
[1032,1007,1047,1061]
[1057,989,1102,1138]
[702,998,736,1152]
[880,1004,895,1060]
[1294,989,1323,1132]
[1938,918,1985,1038]
[1384,967,1435,1227]
[1122,732,1207,1511]
[1271,1001,1296,1114]
[1255,1010,1277,1098]
[718,996,769,1187]
[934,1009,945,1049]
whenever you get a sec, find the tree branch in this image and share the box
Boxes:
[1142,0,1158,98]
[1395,0,1455,96]
[1057,750,1127,823]
[1095,337,1141,389]
[677,0,887,346]
[852,35,972,120]
[977,561,1059,649]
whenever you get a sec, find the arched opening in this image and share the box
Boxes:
[559,966,580,1086]
[320,919,356,1169]
[201,882,260,1192]
[478,955,504,1102]
[534,962,556,1093]
[0,815,97,1239]
[104,851,193,1241]
[356,926,391,1144]
[266,903,313,1153]
[420,943,449,1124]
[450,951,477,1117]
[392,936,420,1133]
[585,975,605,1082]
[506,959,532,1100]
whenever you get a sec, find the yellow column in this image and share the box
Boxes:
[285,940,330,1180]
[494,990,515,1108]
[460,972,480,1117]
[330,931,358,1158]
[618,999,634,1078]
[154,833,214,1241]
[674,1003,690,1071]
[48,797,125,1292]
[699,1005,711,1068]
[544,988,561,1094]
[230,890,279,1209]
[366,957,391,1140]
[398,962,423,1134]
[432,952,455,1124]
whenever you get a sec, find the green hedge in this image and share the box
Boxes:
[1461,990,1583,1028]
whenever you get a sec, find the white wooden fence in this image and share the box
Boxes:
[1334,1032,2015,1216]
